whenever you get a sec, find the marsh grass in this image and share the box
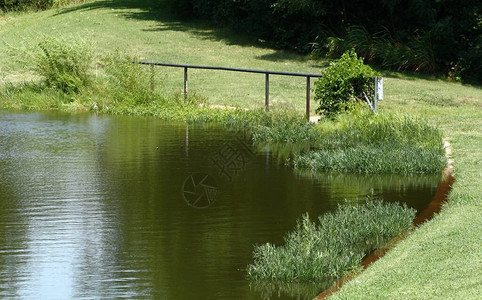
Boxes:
[247,200,416,282]
[29,36,93,93]
[293,110,446,174]
[294,145,445,174]
[317,110,444,151]
[250,111,319,143]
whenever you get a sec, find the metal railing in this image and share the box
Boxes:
[138,61,323,120]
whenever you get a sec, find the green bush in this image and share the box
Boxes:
[247,200,416,282]
[1,0,54,11]
[31,36,93,93]
[102,53,162,106]
[0,0,85,11]
[314,50,379,119]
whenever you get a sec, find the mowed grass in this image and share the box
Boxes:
[1,1,482,299]
[0,0,324,111]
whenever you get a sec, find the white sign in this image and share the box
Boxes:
[375,76,383,100]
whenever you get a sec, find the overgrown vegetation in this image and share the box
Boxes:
[102,52,161,105]
[0,0,54,11]
[162,0,481,82]
[294,111,446,174]
[247,200,416,282]
[0,0,86,12]
[30,36,93,93]
[314,50,379,119]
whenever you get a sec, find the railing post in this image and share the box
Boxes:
[150,64,155,92]
[184,67,188,101]
[265,73,269,111]
[306,76,311,121]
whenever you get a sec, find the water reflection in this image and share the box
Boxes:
[0,110,440,299]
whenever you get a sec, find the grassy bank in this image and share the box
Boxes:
[326,79,482,299]
[1,1,481,299]
[0,33,445,174]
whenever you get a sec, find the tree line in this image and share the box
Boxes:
[2,0,480,82]
[165,0,481,83]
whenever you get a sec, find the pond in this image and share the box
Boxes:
[0,110,440,299]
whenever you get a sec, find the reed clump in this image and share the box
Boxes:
[247,200,416,282]
[293,110,446,174]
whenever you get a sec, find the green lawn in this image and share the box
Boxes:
[1,1,481,299]
[0,0,324,111]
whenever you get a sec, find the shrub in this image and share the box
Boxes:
[1,0,54,11]
[314,50,379,119]
[102,53,161,105]
[31,36,93,93]
[0,0,86,11]
[247,200,416,282]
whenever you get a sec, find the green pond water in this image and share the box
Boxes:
[0,110,440,299]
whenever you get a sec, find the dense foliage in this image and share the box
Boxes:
[163,0,481,82]
[0,0,53,11]
[0,0,82,11]
[314,50,379,118]
[30,36,93,93]
[247,200,416,281]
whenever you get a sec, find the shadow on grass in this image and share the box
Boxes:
[379,68,482,88]
[54,0,324,67]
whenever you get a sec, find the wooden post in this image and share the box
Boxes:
[306,76,311,120]
[184,67,188,101]
[265,73,269,111]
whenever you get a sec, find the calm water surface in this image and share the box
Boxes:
[0,110,440,299]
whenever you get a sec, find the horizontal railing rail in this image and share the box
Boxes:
[138,61,323,120]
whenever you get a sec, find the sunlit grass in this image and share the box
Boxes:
[0,0,323,111]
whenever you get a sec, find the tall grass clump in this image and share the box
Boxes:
[247,200,416,282]
[1,0,88,12]
[101,53,163,106]
[29,36,93,93]
[293,110,446,174]
[250,110,320,144]
[318,110,444,151]
[294,146,445,174]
